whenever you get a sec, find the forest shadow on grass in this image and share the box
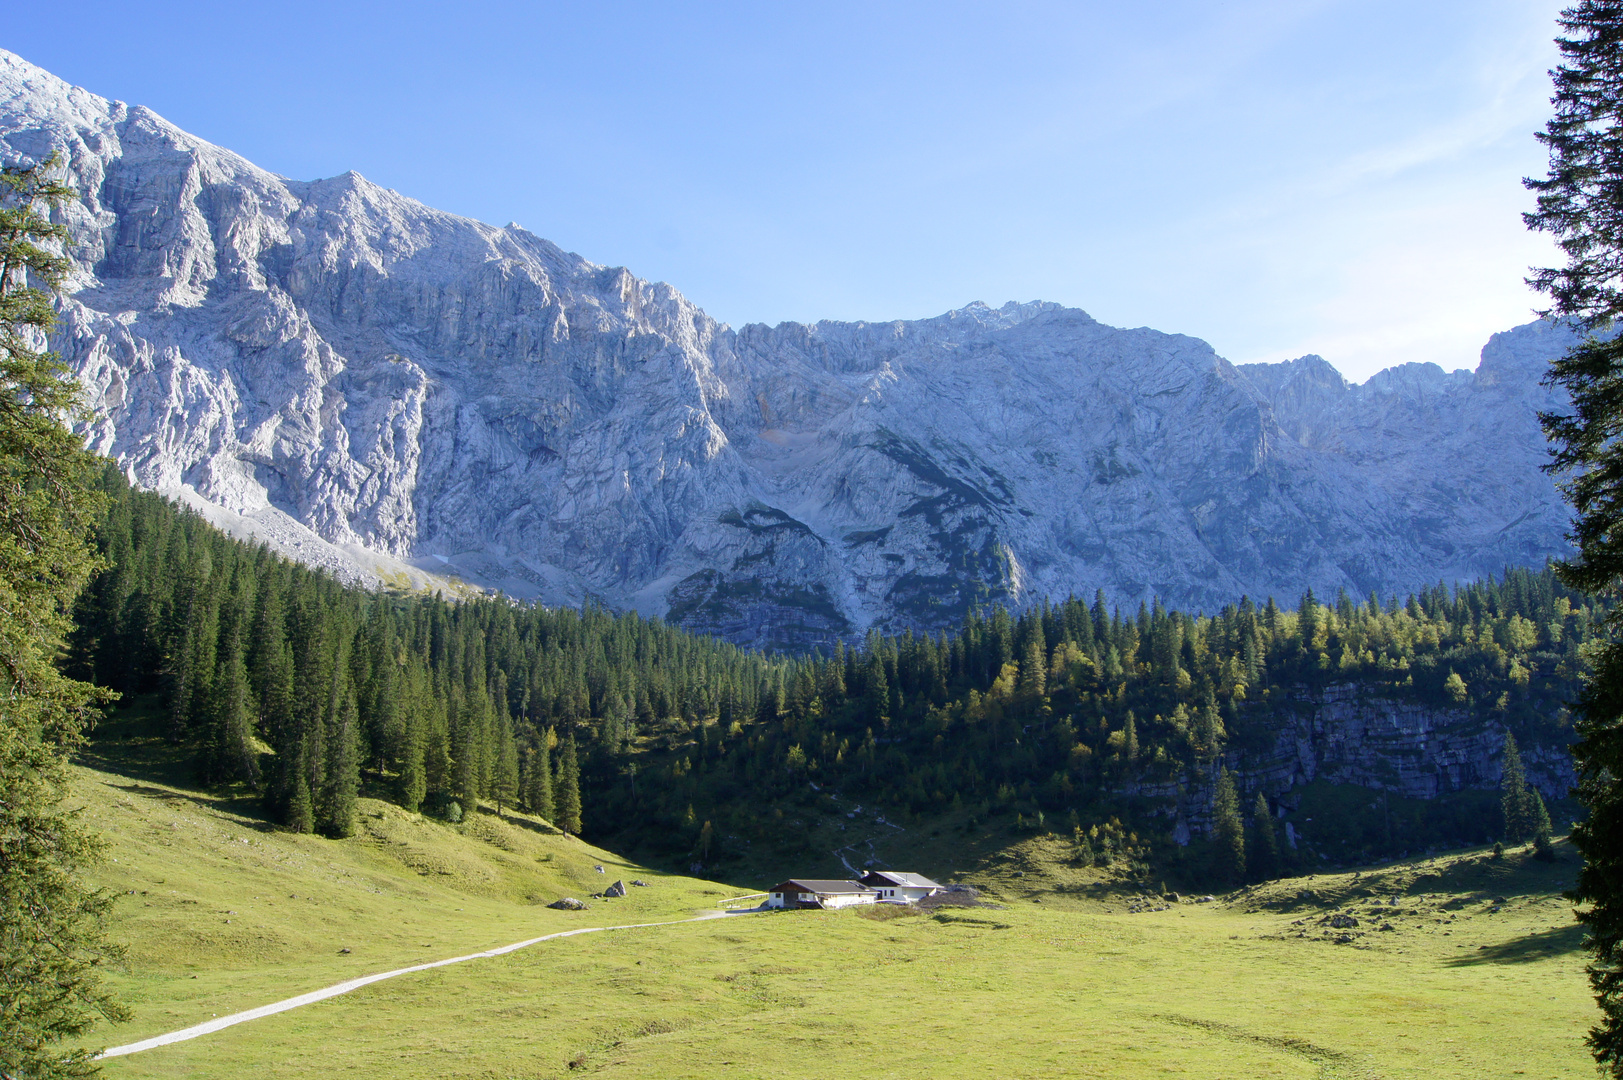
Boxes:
[106,781,275,830]
[78,695,197,789]
[472,802,563,838]
[81,695,278,826]
[1445,922,1586,966]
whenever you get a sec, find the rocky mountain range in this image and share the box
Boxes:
[2,50,1577,649]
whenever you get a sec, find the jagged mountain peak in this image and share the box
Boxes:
[0,50,1577,648]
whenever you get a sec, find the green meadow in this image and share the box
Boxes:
[77,712,1593,1079]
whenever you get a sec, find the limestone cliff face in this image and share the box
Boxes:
[2,51,1579,648]
[1121,684,1574,845]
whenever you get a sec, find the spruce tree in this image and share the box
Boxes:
[1018,634,1046,699]
[492,713,519,815]
[527,738,554,823]
[1211,768,1245,886]
[1533,789,1558,860]
[398,691,427,813]
[318,683,359,838]
[0,153,130,1077]
[206,608,258,786]
[1501,731,1533,843]
[1525,5,1623,1067]
[556,734,582,835]
[1250,791,1280,881]
[287,772,315,835]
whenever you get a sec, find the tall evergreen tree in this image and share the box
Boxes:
[1501,731,1534,843]
[1250,791,1280,881]
[527,738,555,823]
[398,685,427,813]
[492,713,519,815]
[0,153,129,1078]
[318,682,359,839]
[1525,5,1623,1068]
[556,734,582,835]
[1211,767,1245,887]
[1534,788,1558,860]
[205,599,258,786]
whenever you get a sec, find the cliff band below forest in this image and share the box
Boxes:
[1123,683,1576,846]
[0,50,1579,648]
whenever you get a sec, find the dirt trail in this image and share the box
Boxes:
[99,908,758,1059]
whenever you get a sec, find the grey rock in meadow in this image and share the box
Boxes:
[604,880,627,898]
[0,50,1578,649]
[547,897,586,911]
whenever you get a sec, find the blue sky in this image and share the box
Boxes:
[6,0,1564,381]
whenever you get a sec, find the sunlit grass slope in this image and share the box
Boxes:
[92,839,1594,1078]
[76,705,1594,1078]
[71,707,743,1054]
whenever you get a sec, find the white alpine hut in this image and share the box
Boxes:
[859,871,945,903]
[765,879,878,910]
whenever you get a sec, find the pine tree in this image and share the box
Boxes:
[1211,768,1245,886]
[398,689,427,813]
[288,772,315,835]
[556,734,582,835]
[206,605,258,786]
[318,682,359,838]
[250,586,295,817]
[492,714,519,815]
[0,153,130,1077]
[1524,6,1623,1067]
[203,573,259,786]
[1018,635,1047,700]
[527,738,555,822]
[1250,791,1280,881]
[1533,788,1558,860]
[1298,590,1318,653]
[1501,731,1534,842]
[865,652,889,726]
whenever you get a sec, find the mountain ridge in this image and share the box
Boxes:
[1,48,1576,648]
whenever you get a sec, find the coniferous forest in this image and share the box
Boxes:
[71,469,1596,881]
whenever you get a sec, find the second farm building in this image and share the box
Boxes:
[766,871,944,910]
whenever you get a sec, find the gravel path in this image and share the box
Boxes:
[99,909,754,1059]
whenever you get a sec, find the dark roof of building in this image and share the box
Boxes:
[861,871,943,890]
[769,879,875,895]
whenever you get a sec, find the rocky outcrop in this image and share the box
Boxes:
[1122,684,1575,844]
[1243,684,1572,803]
[1,51,1578,648]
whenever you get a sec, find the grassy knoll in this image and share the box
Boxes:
[75,710,1596,1078]
[70,707,740,1054]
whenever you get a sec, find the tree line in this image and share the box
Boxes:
[589,560,1594,876]
[68,470,791,839]
[70,472,1595,879]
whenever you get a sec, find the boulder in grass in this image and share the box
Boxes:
[605,880,628,898]
[631,880,650,887]
[548,897,587,911]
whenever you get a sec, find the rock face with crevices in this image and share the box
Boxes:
[1,50,1577,649]
[1121,683,1575,846]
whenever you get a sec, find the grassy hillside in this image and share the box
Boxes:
[72,706,744,1055]
[72,711,1596,1079]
